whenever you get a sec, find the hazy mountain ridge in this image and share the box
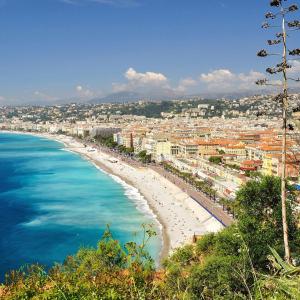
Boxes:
[4,86,300,107]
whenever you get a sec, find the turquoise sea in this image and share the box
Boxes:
[0,133,161,280]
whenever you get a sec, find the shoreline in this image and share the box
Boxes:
[1,130,224,261]
[89,160,170,260]
[77,152,168,260]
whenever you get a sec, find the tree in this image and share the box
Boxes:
[256,0,300,263]
[95,135,118,148]
[138,151,152,163]
[217,149,225,155]
[138,150,147,158]
[235,176,299,269]
[208,156,222,164]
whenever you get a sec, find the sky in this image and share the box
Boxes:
[0,0,299,104]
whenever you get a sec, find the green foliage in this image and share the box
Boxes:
[195,233,216,255]
[162,162,217,198]
[256,248,300,299]
[219,197,238,215]
[162,176,300,299]
[161,226,255,299]
[225,163,240,170]
[110,99,218,118]
[209,156,222,164]
[244,170,261,178]
[138,150,152,163]
[188,255,245,299]
[95,135,118,149]
[138,150,147,158]
[94,135,135,154]
[236,176,300,270]
[165,245,195,267]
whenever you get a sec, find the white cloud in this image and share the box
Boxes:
[112,67,171,93]
[125,67,168,85]
[76,85,83,92]
[112,67,275,96]
[0,96,5,101]
[288,60,300,75]
[200,69,235,84]
[174,78,197,93]
[200,69,265,92]
[75,85,94,97]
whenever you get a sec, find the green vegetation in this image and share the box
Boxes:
[1,176,300,299]
[162,162,217,200]
[225,163,240,170]
[244,170,262,178]
[119,101,177,118]
[107,99,219,118]
[258,248,300,299]
[95,135,118,149]
[117,145,134,154]
[209,156,222,164]
[235,176,299,270]
[217,149,225,155]
[137,150,152,164]
[219,197,238,216]
[95,135,134,155]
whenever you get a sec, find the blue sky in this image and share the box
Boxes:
[0,0,298,103]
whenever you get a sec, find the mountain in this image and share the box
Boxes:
[88,89,183,104]
[6,88,300,107]
[89,92,145,104]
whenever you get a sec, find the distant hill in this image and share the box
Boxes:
[89,90,272,105]
[6,88,300,107]
[89,92,146,104]
[88,90,185,104]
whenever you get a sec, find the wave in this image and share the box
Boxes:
[90,163,163,246]
[24,215,51,227]
[107,173,164,260]
[60,148,75,154]
[96,163,162,226]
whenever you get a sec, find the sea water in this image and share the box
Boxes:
[0,133,161,280]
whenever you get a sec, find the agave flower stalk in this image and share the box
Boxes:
[256,0,300,263]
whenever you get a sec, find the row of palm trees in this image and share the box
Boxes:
[161,162,236,218]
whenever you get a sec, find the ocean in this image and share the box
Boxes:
[0,132,161,280]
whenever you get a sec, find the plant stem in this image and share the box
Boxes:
[281,9,291,263]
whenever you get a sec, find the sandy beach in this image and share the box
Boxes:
[3,131,224,258]
[54,134,224,254]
